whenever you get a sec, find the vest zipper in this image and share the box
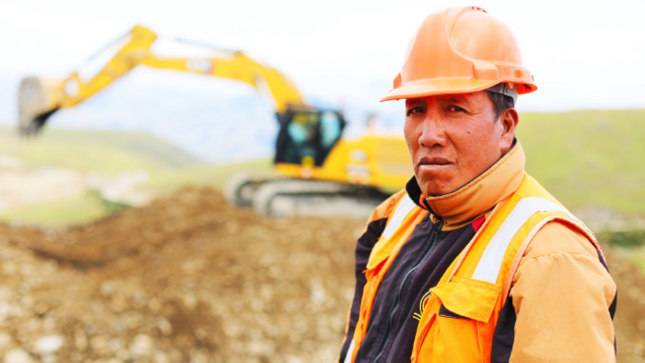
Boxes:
[372,214,444,363]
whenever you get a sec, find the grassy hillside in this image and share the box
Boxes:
[0,192,108,227]
[1,109,644,227]
[0,126,202,226]
[0,159,273,227]
[144,158,273,192]
[518,109,645,216]
[0,127,200,173]
[0,126,273,227]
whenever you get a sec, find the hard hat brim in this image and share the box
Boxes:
[380,77,537,102]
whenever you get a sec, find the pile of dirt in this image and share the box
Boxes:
[0,187,641,362]
[0,187,362,363]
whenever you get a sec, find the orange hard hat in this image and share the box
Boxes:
[381,6,536,102]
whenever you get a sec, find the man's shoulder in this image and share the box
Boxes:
[512,220,616,305]
[520,220,600,266]
[368,189,411,224]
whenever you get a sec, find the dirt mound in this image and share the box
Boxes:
[0,187,641,362]
[0,187,363,362]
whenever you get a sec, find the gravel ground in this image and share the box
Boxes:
[0,187,640,362]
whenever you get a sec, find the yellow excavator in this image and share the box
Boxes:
[18,25,413,217]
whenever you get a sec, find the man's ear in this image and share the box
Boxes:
[499,108,519,152]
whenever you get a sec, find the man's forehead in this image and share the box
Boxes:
[405,92,481,106]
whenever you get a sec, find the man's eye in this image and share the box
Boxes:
[406,107,424,116]
[447,105,466,113]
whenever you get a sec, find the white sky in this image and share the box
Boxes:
[1,0,644,121]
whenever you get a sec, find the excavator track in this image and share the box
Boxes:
[252,179,390,218]
[224,172,278,207]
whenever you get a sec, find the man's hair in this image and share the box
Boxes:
[485,91,515,120]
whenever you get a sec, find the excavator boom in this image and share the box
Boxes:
[18,25,305,135]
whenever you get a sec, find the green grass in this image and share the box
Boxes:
[1,109,644,227]
[0,192,110,227]
[597,230,645,248]
[0,127,200,173]
[0,126,203,226]
[597,229,645,271]
[518,109,645,216]
[0,157,272,227]
[629,250,645,272]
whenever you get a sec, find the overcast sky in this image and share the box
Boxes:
[1,0,644,125]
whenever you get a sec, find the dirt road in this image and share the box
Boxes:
[0,187,641,362]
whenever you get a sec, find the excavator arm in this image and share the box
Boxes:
[18,25,305,135]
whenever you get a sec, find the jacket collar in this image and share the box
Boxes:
[406,141,526,231]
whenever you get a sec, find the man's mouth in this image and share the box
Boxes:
[417,156,453,171]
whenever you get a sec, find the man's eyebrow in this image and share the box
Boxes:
[440,96,474,107]
[405,99,423,107]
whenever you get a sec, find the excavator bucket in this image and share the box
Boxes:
[18,77,64,135]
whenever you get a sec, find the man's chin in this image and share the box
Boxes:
[418,176,459,197]
[416,168,458,196]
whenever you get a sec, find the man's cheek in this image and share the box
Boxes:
[403,127,417,155]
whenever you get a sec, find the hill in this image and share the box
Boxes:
[0,158,273,227]
[1,109,644,227]
[0,127,200,173]
[518,109,645,216]
[0,127,203,226]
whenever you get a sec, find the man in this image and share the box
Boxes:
[338,6,617,363]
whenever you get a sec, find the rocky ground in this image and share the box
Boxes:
[0,187,640,362]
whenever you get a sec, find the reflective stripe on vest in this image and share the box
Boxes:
[344,339,355,363]
[382,195,417,240]
[471,197,585,283]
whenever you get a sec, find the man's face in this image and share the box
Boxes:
[404,91,517,197]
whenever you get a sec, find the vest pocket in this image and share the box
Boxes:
[439,304,471,320]
[421,278,502,362]
[433,276,501,323]
[426,298,481,361]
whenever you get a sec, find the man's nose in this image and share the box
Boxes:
[418,114,447,148]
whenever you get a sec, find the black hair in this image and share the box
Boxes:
[485,91,515,120]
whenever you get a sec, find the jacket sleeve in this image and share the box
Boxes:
[337,192,404,363]
[509,221,617,363]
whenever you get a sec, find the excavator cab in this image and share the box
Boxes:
[274,108,346,167]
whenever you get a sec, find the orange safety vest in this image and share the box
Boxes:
[345,174,604,363]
